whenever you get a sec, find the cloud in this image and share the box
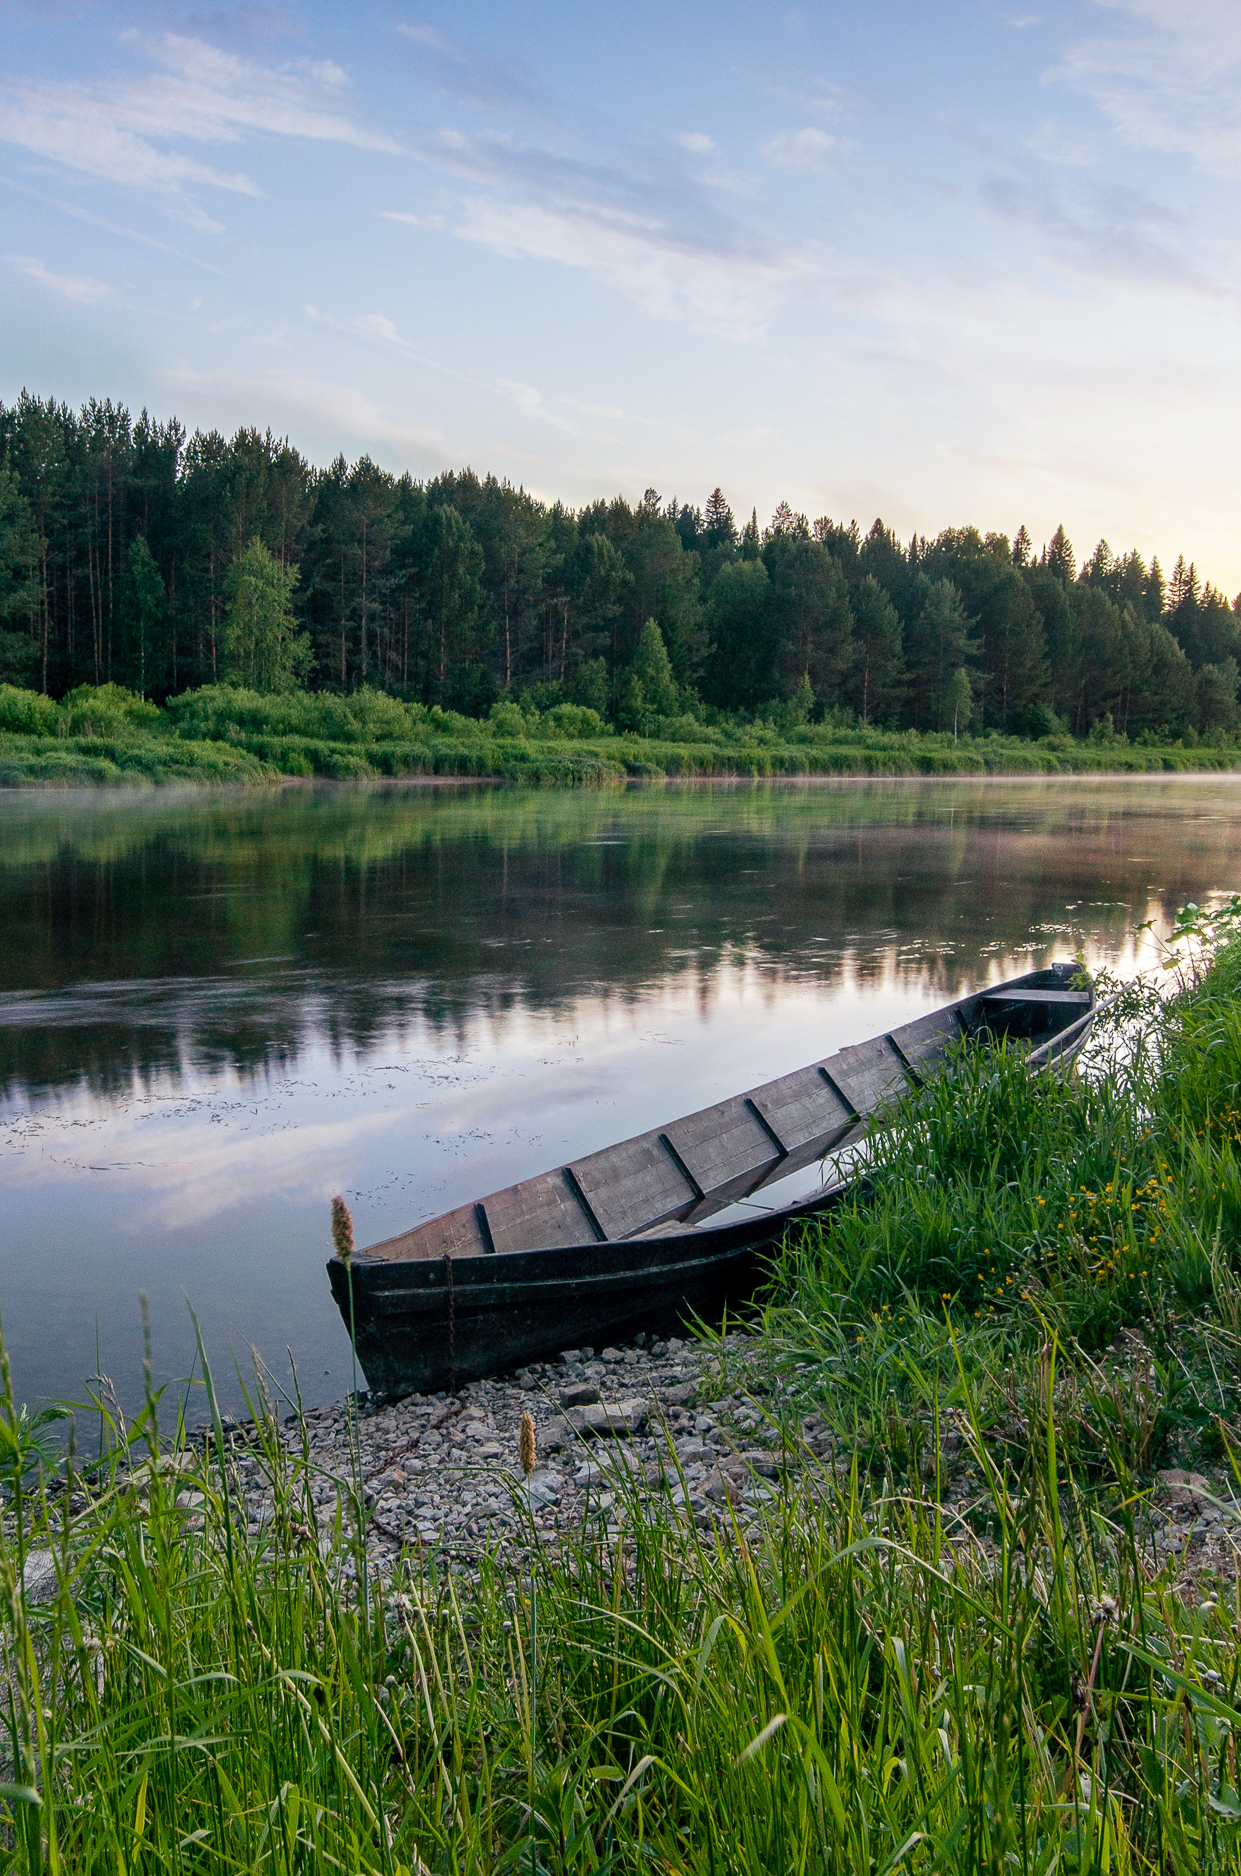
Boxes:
[978,170,1205,288]
[396,21,550,116]
[1058,1,1241,179]
[158,366,444,454]
[396,127,819,339]
[0,32,401,222]
[7,252,116,304]
[454,194,817,340]
[495,380,582,434]
[676,132,715,154]
[761,126,836,173]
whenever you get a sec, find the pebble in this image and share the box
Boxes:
[193,1329,789,1569]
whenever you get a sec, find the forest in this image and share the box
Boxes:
[2,389,1239,745]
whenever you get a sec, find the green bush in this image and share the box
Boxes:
[0,684,59,737]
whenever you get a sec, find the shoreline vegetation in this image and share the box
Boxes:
[3,679,1241,790]
[7,395,1241,803]
[4,911,1241,1867]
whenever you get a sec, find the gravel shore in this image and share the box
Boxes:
[270,1330,794,1570]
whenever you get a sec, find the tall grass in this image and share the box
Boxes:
[4,937,1241,1869]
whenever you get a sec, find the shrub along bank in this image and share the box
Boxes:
[1,679,1240,788]
[3,917,1241,1870]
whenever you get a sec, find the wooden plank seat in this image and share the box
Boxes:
[983,989,1091,1005]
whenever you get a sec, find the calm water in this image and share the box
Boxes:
[1,774,1238,1418]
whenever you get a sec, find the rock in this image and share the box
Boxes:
[541,1418,571,1452]
[566,1399,648,1439]
[1155,1470,1219,1514]
[706,1471,739,1505]
[21,1550,58,1605]
[601,1347,623,1364]
[520,1471,560,1509]
[662,1382,697,1407]
[740,1450,779,1477]
[558,1350,582,1366]
[560,1383,601,1409]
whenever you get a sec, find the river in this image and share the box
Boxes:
[1,774,1237,1419]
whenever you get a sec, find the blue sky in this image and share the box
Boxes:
[2,1,1238,588]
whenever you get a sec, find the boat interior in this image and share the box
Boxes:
[356,968,1092,1266]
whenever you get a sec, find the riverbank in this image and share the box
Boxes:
[3,679,1239,788]
[4,916,1241,1869]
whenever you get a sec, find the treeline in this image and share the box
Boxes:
[2,389,1239,741]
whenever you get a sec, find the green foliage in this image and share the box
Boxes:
[763,924,1241,1483]
[113,537,168,698]
[0,684,59,736]
[166,683,421,744]
[222,537,313,693]
[62,683,163,737]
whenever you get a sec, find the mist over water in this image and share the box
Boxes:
[1,774,1238,1418]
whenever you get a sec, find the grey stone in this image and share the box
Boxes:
[560,1383,601,1409]
[662,1382,697,1407]
[566,1399,648,1439]
[21,1550,58,1605]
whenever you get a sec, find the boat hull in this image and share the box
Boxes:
[328,964,1097,1398]
[329,1212,787,1399]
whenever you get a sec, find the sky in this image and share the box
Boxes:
[1,0,1238,590]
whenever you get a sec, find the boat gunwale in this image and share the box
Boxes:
[336,963,1095,1277]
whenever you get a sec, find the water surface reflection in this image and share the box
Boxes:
[1,775,1237,1416]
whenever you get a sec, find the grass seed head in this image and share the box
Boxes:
[331,1195,354,1264]
[519,1410,536,1477]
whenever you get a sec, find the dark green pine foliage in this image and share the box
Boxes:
[0,390,1237,743]
[114,537,168,698]
[845,576,904,724]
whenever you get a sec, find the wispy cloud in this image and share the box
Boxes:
[495,379,581,434]
[7,252,115,304]
[978,169,1207,289]
[676,132,715,154]
[395,127,819,339]
[0,33,400,224]
[761,126,836,173]
[396,22,550,117]
[158,366,444,454]
[454,195,816,340]
[1058,0,1241,180]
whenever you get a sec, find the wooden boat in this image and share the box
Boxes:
[328,963,1095,1398]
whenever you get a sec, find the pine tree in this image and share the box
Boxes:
[704,487,736,548]
[1046,525,1076,583]
[846,575,903,723]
